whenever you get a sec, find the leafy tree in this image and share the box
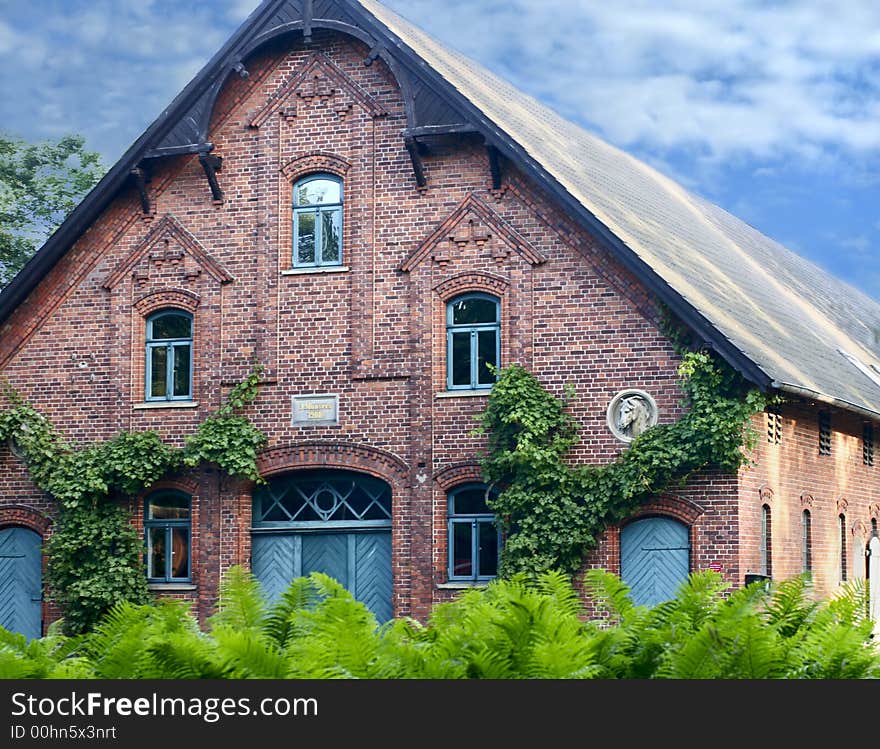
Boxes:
[0,132,104,286]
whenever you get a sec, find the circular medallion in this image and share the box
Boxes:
[606,389,659,443]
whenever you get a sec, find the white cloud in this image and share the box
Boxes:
[382,0,880,162]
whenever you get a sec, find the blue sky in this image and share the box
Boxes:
[1,0,878,300]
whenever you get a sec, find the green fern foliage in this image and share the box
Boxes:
[1,566,877,679]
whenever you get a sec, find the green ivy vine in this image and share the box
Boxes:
[479,351,767,577]
[0,366,267,634]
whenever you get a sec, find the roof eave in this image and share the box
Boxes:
[0,0,284,326]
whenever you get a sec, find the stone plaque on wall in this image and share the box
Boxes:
[291,394,339,426]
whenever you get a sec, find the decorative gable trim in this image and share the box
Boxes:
[102,214,234,290]
[248,50,387,128]
[399,193,546,272]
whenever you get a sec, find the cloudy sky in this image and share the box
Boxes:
[1,0,878,299]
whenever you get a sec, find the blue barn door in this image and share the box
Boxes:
[251,471,393,623]
[620,516,690,608]
[0,527,43,640]
[253,530,392,622]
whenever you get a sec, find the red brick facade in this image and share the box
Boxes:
[1,30,877,633]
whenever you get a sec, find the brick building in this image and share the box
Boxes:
[2,0,879,637]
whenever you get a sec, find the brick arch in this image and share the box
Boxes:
[758,483,775,506]
[608,495,704,579]
[0,504,52,535]
[280,152,352,182]
[140,476,200,498]
[133,288,201,316]
[433,271,509,302]
[628,493,705,526]
[433,463,484,491]
[256,441,409,490]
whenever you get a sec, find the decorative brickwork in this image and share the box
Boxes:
[1,29,878,629]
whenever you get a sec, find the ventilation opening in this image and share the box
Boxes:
[865,423,875,467]
[766,406,781,444]
[819,411,831,456]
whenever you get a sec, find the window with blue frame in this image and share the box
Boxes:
[447,484,500,581]
[145,310,192,401]
[145,490,191,582]
[446,293,500,390]
[292,174,343,268]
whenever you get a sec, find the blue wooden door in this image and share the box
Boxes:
[0,527,42,640]
[252,531,393,623]
[252,470,394,624]
[620,517,689,607]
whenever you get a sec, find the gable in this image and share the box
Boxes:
[2,0,879,421]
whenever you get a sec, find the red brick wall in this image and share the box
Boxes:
[739,402,879,599]
[2,29,876,633]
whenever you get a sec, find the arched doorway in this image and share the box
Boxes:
[251,470,393,622]
[0,527,42,639]
[620,516,690,607]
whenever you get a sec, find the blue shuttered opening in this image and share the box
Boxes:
[620,516,690,608]
[0,527,42,640]
[251,471,393,623]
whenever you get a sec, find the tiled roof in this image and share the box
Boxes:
[359,0,880,417]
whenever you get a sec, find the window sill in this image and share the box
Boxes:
[147,583,197,592]
[435,390,491,399]
[282,266,350,276]
[437,581,494,590]
[133,401,199,410]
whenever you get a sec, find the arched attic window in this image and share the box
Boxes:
[293,174,343,268]
[446,293,500,390]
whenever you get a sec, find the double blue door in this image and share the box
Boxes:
[0,527,42,640]
[252,531,392,622]
[620,517,690,608]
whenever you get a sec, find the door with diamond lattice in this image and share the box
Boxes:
[251,470,393,623]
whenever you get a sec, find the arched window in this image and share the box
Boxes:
[447,484,500,581]
[760,504,772,578]
[839,514,848,582]
[293,174,343,268]
[145,490,191,582]
[446,293,500,390]
[802,510,812,574]
[145,310,192,401]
